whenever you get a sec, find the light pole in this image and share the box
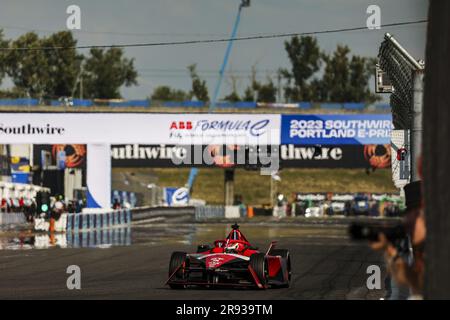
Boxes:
[187,1,251,195]
[209,0,251,111]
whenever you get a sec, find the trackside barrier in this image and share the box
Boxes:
[321,103,342,110]
[49,99,94,107]
[195,206,225,220]
[225,206,241,219]
[162,101,205,108]
[256,102,312,109]
[67,226,131,248]
[132,206,195,221]
[66,209,131,232]
[343,103,365,110]
[0,212,26,225]
[0,99,394,113]
[0,98,38,106]
[109,100,149,107]
[216,101,257,109]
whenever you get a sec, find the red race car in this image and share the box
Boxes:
[166,223,291,289]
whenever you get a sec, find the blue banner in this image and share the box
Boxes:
[165,187,190,206]
[281,114,392,145]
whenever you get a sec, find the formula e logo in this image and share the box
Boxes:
[195,119,270,137]
[208,257,225,268]
[170,121,193,130]
[172,187,189,205]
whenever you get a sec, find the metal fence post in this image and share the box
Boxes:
[411,69,425,181]
[378,33,425,185]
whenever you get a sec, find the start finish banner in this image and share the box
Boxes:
[281,114,392,145]
[0,113,281,145]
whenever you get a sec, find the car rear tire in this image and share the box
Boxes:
[270,249,291,287]
[168,251,187,289]
[249,253,268,288]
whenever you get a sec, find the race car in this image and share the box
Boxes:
[166,223,291,289]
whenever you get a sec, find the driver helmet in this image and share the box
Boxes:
[225,242,240,253]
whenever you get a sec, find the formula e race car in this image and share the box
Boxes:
[166,223,291,289]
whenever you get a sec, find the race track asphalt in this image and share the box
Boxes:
[0,222,386,300]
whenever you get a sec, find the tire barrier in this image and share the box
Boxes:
[66,209,131,232]
[0,212,26,225]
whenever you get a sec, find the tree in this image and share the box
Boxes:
[242,87,255,102]
[188,64,209,101]
[42,32,83,98]
[223,71,241,102]
[0,29,9,87]
[281,35,379,103]
[151,85,189,101]
[242,65,258,102]
[223,91,241,102]
[2,31,82,98]
[281,36,321,101]
[1,31,138,99]
[348,56,378,103]
[3,32,49,97]
[257,79,277,103]
[241,66,276,103]
[320,45,351,102]
[82,48,138,99]
[320,45,378,103]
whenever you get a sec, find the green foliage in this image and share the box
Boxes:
[0,30,137,99]
[242,87,255,102]
[188,64,209,101]
[239,66,276,103]
[256,79,277,103]
[1,31,82,98]
[282,36,379,103]
[43,32,83,98]
[0,30,9,86]
[223,91,241,102]
[151,85,189,101]
[320,46,378,103]
[281,36,321,101]
[82,48,138,99]
[3,32,50,97]
[0,87,28,98]
[0,29,378,104]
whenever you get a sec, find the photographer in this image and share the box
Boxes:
[370,180,425,299]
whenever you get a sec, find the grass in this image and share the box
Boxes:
[112,167,397,206]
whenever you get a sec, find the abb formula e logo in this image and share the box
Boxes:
[169,119,270,137]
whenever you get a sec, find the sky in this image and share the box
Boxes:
[0,0,428,100]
